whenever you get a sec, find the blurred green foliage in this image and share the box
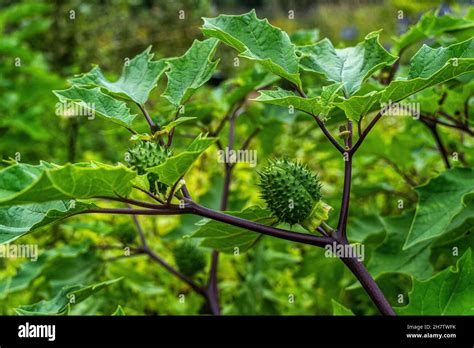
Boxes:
[0,0,473,316]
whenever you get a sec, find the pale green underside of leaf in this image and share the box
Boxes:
[162,38,220,106]
[382,38,474,103]
[0,161,135,207]
[15,278,122,315]
[254,83,342,117]
[53,86,136,128]
[331,299,355,315]
[70,46,167,104]
[191,206,276,254]
[405,167,474,249]
[397,249,473,315]
[298,31,397,96]
[0,200,92,245]
[202,10,301,87]
[147,134,216,186]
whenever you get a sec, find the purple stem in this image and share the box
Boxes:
[336,121,353,241]
[341,255,395,315]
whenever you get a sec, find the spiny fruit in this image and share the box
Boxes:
[127,141,171,195]
[258,159,332,232]
[173,241,207,277]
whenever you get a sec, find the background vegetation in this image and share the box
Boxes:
[0,0,473,315]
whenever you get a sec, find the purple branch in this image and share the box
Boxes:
[336,121,353,241]
[137,103,159,133]
[294,86,345,153]
[341,255,395,315]
[351,110,384,155]
[139,245,207,296]
[420,118,451,169]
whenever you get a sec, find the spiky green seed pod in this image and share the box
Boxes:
[258,159,332,232]
[127,141,171,195]
[173,242,207,277]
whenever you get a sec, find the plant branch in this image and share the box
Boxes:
[336,121,353,241]
[78,199,395,314]
[240,127,261,151]
[294,86,345,153]
[137,103,159,134]
[351,110,384,155]
[382,158,417,187]
[130,212,148,247]
[420,118,451,169]
[129,205,206,297]
[138,244,207,296]
[341,255,395,315]
[132,185,165,204]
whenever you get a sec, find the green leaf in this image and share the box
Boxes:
[147,134,216,186]
[15,278,122,315]
[347,215,384,243]
[331,299,354,315]
[334,91,381,122]
[254,83,342,118]
[0,162,135,206]
[112,305,126,316]
[202,10,301,87]
[369,211,434,280]
[220,67,280,108]
[397,249,474,315]
[192,206,276,253]
[394,12,474,53]
[53,86,136,128]
[405,167,474,249]
[0,200,92,244]
[70,46,167,104]
[0,244,90,297]
[160,116,197,133]
[298,31,397,96]
[162,38,219,106]
[381,39,474,103]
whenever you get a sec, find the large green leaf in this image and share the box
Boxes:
[405,167,474,249]
[162,38,219,106]
[192,206,276,253]
[70,46,167,104]
[397,249,473,315]
[53,86,136,128]
[147,134,216,186]
[369,211,434,280]
[298,31,397,96]
[0,244,91,297]
[15,278,122,315]
[201,10,301,87]
[254,83,342,118]
[394,12,474,53]
[0,162,135,206]
[0,200,92,244]
[381,39,474,103]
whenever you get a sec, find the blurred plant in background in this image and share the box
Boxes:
[0,0,472,316]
